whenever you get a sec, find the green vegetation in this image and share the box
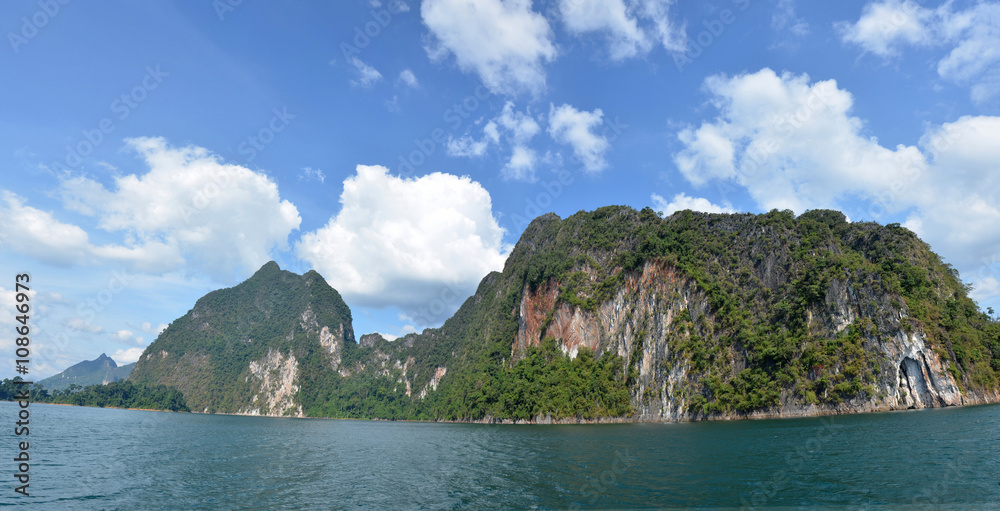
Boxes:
[35,353,134,392]
[0,377,188,412]
[126,207,1000,421]
[128,261,355,414]
[430,337,631,421]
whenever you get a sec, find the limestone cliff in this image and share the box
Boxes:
[129,261,353,416]
[369,207,1000,422]
[129,207,1000,422]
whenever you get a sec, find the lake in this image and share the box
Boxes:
[4,401,999,509]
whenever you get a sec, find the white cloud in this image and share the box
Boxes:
[673,68,922,213]
[836,0,934,56]
[422,0,557,96]
[652,193,736,217]
[548,103,611,173]
[502,145,538,181]
[446,102,543,180]
[296,165,509,324]
[496,101,540,143]
[68,317,104,334]
[112,347,145,365]
[672,68,1000,309]
[635,0,686,53]
[59,137,301,283]
[559,0,648,60]
[557,0,685,60]
[399,69,419,88]
[935,3,1000,104]
[349,57,383,87]
[0,191,98,266]
[446,130,493,157]
[772,0,809,37]
[838,1,1000,103]
[496,102,541,180]
[0,191,181,270]
[300,167,326,183]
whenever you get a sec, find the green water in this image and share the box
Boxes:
[4,401,999,509]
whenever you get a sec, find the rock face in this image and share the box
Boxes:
[515,258,979,420]
[241,349,303,417]
[129,261,353,416]
[497,208,999,420]
[129,207,1000,422]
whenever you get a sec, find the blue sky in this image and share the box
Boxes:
[2,0,999,377]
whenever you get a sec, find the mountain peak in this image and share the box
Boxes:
[256,260,281,274]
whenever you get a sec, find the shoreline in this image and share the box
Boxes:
[12,398,999,424]
[25,401,188,414]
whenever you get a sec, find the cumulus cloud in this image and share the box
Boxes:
[349,57,383,87]
[836,0,934,56]
[422,0,557,96]
[446,102,543,181]
[112,347,145,365]
[398,69,419,88]
[838,1,1000,103]
[0,191,100,266]
[0,190,183,270]
[557,0,685,60]
[673,68,923,212]
[548,103,611,173]
[59,137,301,283]
[296,165,508,324]
[652,193,736,217]
[672,68,1000,306]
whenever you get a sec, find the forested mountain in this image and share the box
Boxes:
[130,207,1000,421]
[128,261,354,415]
[37,353,134,392]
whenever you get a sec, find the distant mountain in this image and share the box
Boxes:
[37,353,134,392]
[129,208,1000,422]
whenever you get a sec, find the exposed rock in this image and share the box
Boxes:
[241,348,304,417]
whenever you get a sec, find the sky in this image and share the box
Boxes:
[2,0,999,378]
